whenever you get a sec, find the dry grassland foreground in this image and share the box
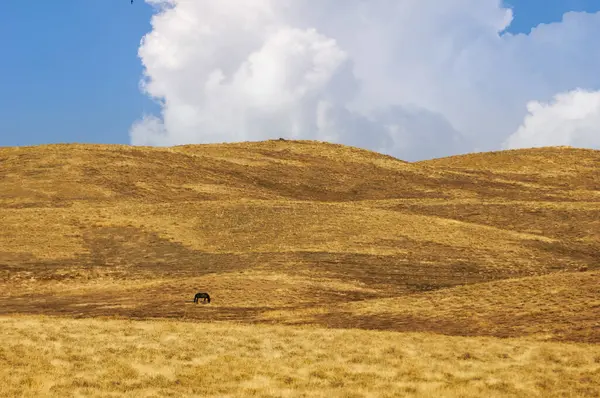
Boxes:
[1,316,600,398]
[1,141,600,396]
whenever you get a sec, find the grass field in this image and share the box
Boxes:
[1,140,599,396]
[2,316,600,398]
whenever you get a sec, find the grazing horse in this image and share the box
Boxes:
[194,292,211,304]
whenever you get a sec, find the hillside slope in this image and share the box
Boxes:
[1,140,598,342]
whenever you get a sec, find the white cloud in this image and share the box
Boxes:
[131,0,600,160]
[504,89,600,149]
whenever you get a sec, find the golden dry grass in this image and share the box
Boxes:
[1,140,600,396]
[262,270,600,343]
[1,141,599,333]
[1,315,599,398]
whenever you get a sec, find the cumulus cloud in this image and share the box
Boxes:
[504,89,600,149]
[131,0,600,161]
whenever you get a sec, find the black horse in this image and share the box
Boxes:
[194,292,211,304]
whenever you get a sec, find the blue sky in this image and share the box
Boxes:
[504,0,600,33]
[0,0,157,147]
[1,0,599,148]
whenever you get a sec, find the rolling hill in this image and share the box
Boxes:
[0,140,599,342]
[2,140,600,396]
